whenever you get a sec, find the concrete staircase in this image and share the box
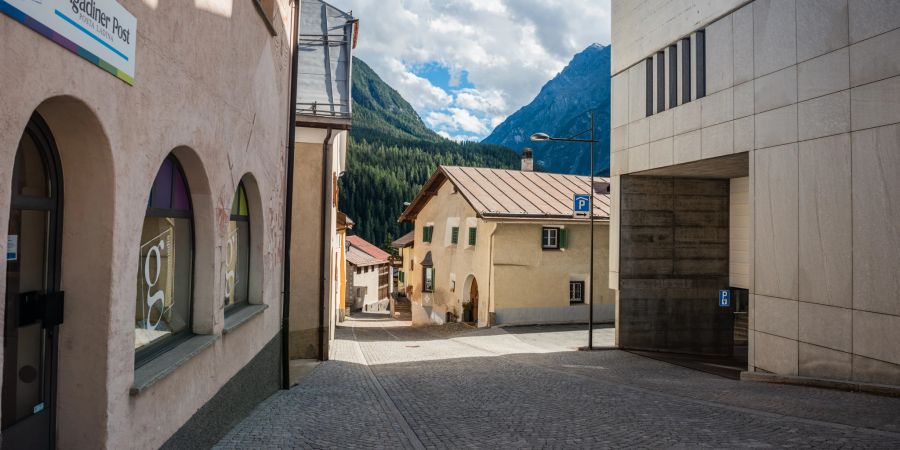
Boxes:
[393,296,412,321]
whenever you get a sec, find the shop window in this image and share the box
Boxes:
[569,281,585,304]
[135,155,193,366]
[224,182,250,312]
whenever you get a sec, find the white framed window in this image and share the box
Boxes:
[542,227,559,249]
[569,281,585,304]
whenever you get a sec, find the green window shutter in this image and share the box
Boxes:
[423,226,431,242]
[468,227,477,245]
[451,227,459,244]
[560,229,569,249]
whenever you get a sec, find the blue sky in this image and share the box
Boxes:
[330,0,612,141]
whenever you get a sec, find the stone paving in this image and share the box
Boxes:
[217,315,900,449]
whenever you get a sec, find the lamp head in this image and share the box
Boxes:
[530,132,551,142]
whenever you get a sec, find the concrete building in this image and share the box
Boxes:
[345,235,393,312]
[288,0,356,361]
[0,0,296,447]
[610,0,900,386]
[399,158,614,327]
[336,211,353,321]
[391,230,415,295]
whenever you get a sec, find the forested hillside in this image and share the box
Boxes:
[340,58,519,246]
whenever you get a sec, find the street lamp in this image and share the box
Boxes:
[531,110,599,350]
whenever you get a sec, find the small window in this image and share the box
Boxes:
[645,57,653,117]
[467,227,477,246]
[542,227,568,249]
[569,281,585,304]
[135,155,194,366]
[423,267,435,293]
[542,227,559,249]
[696,29,706,99]
[451,227,459,244]
[423,225,433,243]
[224,182,250,312]
[681,37,692,104]
[656,51,665,113]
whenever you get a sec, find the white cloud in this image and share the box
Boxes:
[426,108,491,136]
[330,0,611,139]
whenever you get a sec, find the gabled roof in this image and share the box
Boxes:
[391,230,415,248]
[398,166,611,223]
[346,235,391,267]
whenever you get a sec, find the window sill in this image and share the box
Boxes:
[223,303,269,334]
[131,334,219,395]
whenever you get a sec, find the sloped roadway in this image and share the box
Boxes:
[216,314,900,449]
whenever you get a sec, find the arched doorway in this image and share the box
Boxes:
[3,114,64,449]
[464,275,479,324]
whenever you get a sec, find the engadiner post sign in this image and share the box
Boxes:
[0,0,136,84]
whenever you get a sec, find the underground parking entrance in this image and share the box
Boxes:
[616,153,750,378]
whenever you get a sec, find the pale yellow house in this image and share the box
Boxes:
[398,160,614,327]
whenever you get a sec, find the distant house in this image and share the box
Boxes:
[391,230,415,295]
[398,153,614,327]
[346,235,393,312]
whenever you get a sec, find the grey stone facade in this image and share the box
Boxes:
[610,0,900,385]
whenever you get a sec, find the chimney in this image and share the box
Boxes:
[521,148,534,172]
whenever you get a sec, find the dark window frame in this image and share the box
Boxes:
[668,44,678,108]
[645,57,654,117]
[569,281,585,304]
[681,37,692,103]
[467,227,477,246]
[450,226,459,245]
[225,181,251,315]
[696,29,706,99]
[135,155,196,369]
[542,227,560,250]
[656,51,665,113]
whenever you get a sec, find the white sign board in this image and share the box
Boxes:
[1,0,136,84]
[6,235,17,261]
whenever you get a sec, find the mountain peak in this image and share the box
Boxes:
[482,45,611,176]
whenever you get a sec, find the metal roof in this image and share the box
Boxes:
[399,166,611,223]
[296,0,356,124]
[390,230,415,248]
[345,235,390,267]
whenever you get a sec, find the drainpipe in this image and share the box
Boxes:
[318,127,334,361]
[488,222,499,326]
[281,0,301,390]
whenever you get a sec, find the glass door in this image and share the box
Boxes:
[3,116,62,450]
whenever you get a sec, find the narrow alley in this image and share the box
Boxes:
[217,316,900,449]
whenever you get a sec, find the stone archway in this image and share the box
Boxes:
[463,275,479,325]
[33,96,116,448]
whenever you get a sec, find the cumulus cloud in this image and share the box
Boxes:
[330,0,611,139]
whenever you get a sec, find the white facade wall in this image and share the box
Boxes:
[611,0,900,385]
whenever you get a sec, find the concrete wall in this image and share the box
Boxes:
[617,177,733,355]
[408,181,492,326]
[611,0,900,385]
[492,222,615,326]
[0,1,294,447]
[290,127,346,360]
[409,181,616,327]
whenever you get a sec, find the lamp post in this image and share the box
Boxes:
[531,111,598,350]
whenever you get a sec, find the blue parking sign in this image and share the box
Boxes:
[573,194,591,214]
[719,289,731,307]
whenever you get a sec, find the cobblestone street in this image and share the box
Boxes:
[217,315,900,449]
